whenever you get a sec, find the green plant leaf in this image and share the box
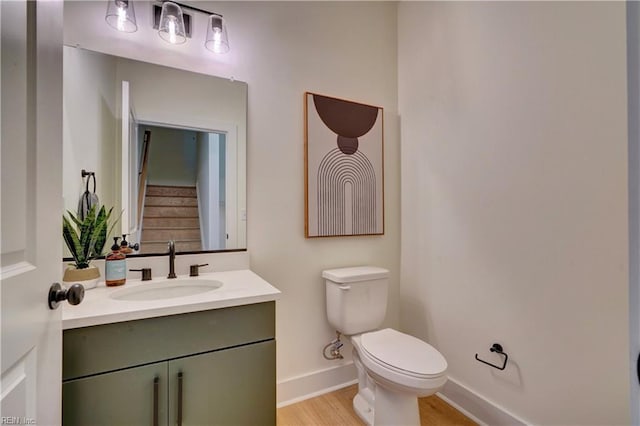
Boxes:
[91,206,110,257]
[78,206,96,259]
[67,210,83,228]
[63,215,85,267]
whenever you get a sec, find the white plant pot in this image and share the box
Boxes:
[62,265,100,290]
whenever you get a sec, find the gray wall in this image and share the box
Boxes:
[144,125,197,187]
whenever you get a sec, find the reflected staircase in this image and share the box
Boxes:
[139,185,202,254]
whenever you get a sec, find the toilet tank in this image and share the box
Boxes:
[323,266,389,335]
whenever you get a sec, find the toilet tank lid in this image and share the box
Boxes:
[322,266,389,283]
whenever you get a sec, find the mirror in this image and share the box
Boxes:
[63,46,247,256]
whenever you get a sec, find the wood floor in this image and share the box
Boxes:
[277,384,477,426]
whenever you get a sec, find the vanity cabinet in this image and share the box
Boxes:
[62,302,276,426]
[63,362,169,425]
[167,341,275,425]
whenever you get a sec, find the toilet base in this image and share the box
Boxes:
[353,385,421,426]
[352,347,422,426]
[353,393,374,426]
[373,384,420,425]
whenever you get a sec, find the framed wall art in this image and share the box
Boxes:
[304,92,384,238]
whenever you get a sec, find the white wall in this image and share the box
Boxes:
[63,47,118,219]
[63,1,400,401]
[398,2,629,424]
[240,2,399,396]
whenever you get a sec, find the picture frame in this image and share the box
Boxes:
[304,92,384,238]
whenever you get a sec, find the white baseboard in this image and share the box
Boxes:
[438,378,527,426]
[277,365,527,425]
[277,362,357,408]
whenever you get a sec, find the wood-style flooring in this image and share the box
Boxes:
[277,384,477,426]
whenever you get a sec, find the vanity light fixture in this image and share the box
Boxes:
[105,0,230,54]
[205,14,229,54]
[105,0,138,33]
[155,1,230,54]
[158,1,187,44]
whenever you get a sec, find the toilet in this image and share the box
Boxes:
[323,266,448,426]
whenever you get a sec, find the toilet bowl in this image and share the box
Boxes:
[355,329,448,395]
[351,329,447,425]
[323,266,448,425]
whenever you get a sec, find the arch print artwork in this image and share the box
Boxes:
[305,92,384,237]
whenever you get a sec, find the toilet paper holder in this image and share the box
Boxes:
[475,343,508,371]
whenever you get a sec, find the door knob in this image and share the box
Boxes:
[48,282,85,310]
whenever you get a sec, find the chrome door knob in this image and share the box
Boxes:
[48,282,85,310]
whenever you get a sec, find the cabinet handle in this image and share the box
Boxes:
[153,376,159,426]
[177,372,183,426]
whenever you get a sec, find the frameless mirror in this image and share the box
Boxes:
[63,46,247,256]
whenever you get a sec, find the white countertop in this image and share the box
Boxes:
[62,269,281,329]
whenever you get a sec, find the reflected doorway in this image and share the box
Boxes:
[134,124,229,253]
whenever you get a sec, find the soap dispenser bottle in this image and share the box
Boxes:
[105,237,126,286]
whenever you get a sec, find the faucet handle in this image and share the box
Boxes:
[189,264,209,277]
[130,268,152,281]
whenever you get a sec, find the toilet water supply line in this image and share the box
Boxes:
[323,331,344,360]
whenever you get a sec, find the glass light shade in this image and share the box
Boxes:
[205,15,230,54]
[105,0,137,33]
[158,2,187,45]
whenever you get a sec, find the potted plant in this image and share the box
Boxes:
[62,205,118,289]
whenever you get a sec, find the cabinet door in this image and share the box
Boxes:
[168,340,276,426]
[63,362,168,426]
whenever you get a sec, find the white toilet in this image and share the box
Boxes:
[323,266,448,426]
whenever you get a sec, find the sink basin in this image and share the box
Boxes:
[110,279,223,301]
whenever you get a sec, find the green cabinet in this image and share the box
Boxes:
[63,362,168,426]
[168,341,275,425]
[63,302,276,426]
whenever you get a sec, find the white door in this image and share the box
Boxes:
[1,1,64,424]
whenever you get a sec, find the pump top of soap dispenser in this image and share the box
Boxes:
[111,237,120,252]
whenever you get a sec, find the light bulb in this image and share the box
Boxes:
[168,18,176,44]
[116,5,127,31]
[158,2,186,45]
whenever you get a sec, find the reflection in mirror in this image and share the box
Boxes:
[136,124,231,253]
[63,46,247,257]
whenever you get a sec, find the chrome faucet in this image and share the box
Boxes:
[167,240,177,279]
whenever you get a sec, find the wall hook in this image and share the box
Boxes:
[475,343,508,371]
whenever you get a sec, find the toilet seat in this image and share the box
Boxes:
[359,328,447,379]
